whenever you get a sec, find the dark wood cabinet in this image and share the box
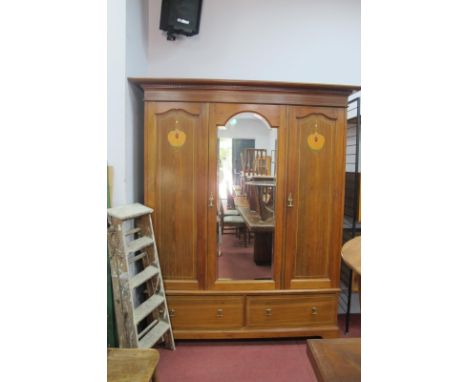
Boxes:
[133,78,359,339]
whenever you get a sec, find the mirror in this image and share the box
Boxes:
[217,113,277,281]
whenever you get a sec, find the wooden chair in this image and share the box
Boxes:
[220,198,239,216]
[242,148,268,176]
[226,186,236,210]
[218,200,247,247]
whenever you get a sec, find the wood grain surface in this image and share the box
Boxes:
[307,338,361,382]
[107,348,159,382]
[341,236,361,275]
[145,102,208,290]
[284,106,346,290]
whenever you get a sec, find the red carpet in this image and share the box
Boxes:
[156,314,360,381]
[218,233,271,280]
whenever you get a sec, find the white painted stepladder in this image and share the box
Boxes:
[107,203,175,350]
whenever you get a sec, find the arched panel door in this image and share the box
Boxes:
[284,106,347,290]
[145,102,208,290]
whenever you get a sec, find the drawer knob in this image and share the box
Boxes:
[169,308,176,317]
[264,308,272,316]
[216,308,224,318]
[311,306,318,315]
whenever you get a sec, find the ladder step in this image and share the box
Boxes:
[134,294,165,325]
[130,264,159,289]
[126,236,153,254]
[138,321,170,349]
[107,203,154,221]
[124,227,141,236]
[128,251,147,264]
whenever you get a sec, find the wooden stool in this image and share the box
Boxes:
[107,348,160,382]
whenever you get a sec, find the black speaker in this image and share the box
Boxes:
[160,0,203,41]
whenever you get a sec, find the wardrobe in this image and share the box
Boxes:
[131,78,359,339]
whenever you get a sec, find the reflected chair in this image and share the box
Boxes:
[221,198,240,217]
[218,200,247,247]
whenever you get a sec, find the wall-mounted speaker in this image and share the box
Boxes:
[160,0,203,41]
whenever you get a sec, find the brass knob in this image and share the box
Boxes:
[169,308,176,317]
[311,306,318,315]
[216,308,224,318]
[287,193,294,208]
[209,192,214,207]
[264,308,272,316]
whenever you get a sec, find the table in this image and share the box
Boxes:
[307,338,361,382]
[233,195,249,208]
[107,348,160,382]
[235,204,274,265]
[341,237,361,331]
[341,236,361,275]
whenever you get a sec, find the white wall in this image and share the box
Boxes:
[108,0,148,206]
[148,0,360,85]
[108,0,127,206]
[218,119,277,155]
[125,0,149,204]
[108,0,361,205]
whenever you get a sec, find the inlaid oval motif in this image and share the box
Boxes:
[167,128,186,148]
[307,132,325,151]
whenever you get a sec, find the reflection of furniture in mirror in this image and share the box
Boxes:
[134,78,359,340]
[271,149,277,176]
[218,199,247,247]
[242,148,268,175]
[241,178,276,264]
[245,177,276,221]
[226,186,236,210]
[232,139,255,186]
[236,205,274,265]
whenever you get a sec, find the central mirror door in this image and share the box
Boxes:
[207,104,286,289]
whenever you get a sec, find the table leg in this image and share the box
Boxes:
[253,231,273,265]
[345,267,353,334]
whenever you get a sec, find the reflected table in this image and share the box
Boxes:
[236,206,274,265]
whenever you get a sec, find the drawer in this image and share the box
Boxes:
[246,295,337,328]
[167,296,244,330]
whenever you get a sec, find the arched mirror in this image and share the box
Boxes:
[216,112,278,281]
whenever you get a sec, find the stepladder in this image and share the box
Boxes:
[107,203,175,350]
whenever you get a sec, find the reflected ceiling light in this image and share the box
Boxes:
[230,118,237,126]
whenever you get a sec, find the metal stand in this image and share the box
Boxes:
[343,96,361,334]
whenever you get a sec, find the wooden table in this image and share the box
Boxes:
[107,348,160,382]
[233,195,249,208]
[307,338,361,382]
[341,236,361,275]
[236,205,274,265]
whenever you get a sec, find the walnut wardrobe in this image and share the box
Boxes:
[131,78,359,339]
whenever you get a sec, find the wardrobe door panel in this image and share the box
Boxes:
[284,106,346,289]
[145,102,208,290]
